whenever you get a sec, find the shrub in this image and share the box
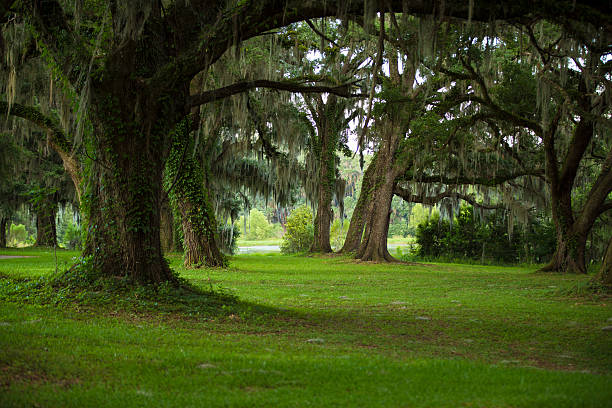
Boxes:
[414,206,555,264]
[280,205,313,254]
[8,224,28,247]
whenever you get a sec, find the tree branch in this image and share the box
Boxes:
[398,168,545,187]
[0,101,82,201]
[188,79,364,107]
[305,19,338,48]
[393,185,504,210]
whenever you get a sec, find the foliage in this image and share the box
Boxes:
[414,207,555,264]
[61,221,82,250]
[235,208,281,241]
[330,218,350,250]
[7,224,28,247]
[217,221,240,255]
[280,205,313,254]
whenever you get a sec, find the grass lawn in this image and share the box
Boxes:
[236,238,282,246]
[0,248,611,407]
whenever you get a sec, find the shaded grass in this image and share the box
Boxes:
[0,249,611,407]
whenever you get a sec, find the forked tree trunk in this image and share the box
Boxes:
[0,217,7,248]
[540,113,612,276]
[35,199,57,247]
[165,118,226,268]
[597,235,612,286]
[340,154,377,254]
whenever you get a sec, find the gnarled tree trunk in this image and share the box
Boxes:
[309,94,344,254]
[81,80,178,284]
[310,154,334,253]
[541,230,588,274]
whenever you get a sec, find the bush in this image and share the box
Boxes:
[8,224,28,247]
[414,206,555,264]
[280,205,313,254]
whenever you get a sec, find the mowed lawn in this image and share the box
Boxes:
[0,248,611,407]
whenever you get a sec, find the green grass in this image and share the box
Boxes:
[235,238,282,246]
[1,249,611,407]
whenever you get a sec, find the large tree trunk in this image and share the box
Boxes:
[310,165,334,253]
[340,154,377,254]
[540,103,612,275]
[83,143,173,284]
[34,198,57,247]
[81,80,177,284]
[309,95,341,254]
[597,235,612,286]
[0,217,8,248]
[165,118,226,268]
[356,153,398,262]
[540,228,587,274]
[177,197,225,267]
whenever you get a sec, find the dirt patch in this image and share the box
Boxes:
[0,255,38,259]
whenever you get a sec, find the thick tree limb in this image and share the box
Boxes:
[398,168,545,187]
[394,185,504,210]
[188,79,364,107]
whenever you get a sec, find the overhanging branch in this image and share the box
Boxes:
[398,168,545,186]
[188,79,364,107]
[393,185,504,210]
[1,101,82,202]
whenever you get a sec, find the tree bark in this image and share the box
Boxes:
[340,154,377,253]
[177,198,225,267]
[597,235,612,286]
[0,217,7,248]
[81,81,178,284]
[160,194,176,253]
[165,118,226,268]
[540,229,587,274]
[540,114,612,275]
[310,149,334,253]
[309,94,343,253]
[356,151,398,262]
[34,197,57,247]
